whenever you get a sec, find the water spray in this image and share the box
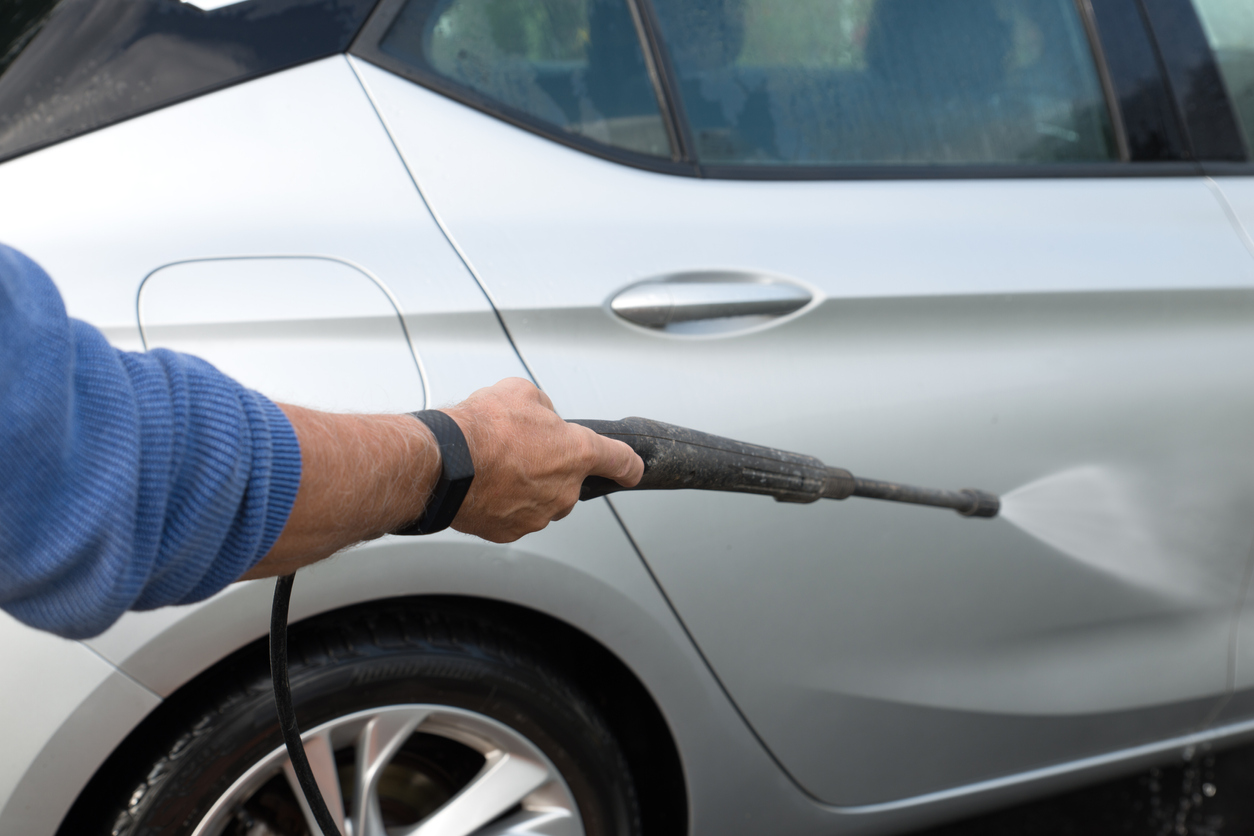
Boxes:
[271,416,1000,836]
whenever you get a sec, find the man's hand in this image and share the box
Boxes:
[446,378,644,542]
[242,378,643,578]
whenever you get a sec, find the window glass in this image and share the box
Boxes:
[379,0,671,157]
[0,0,379,164]
[1190,0,1254,155]
[650,0,1118,166]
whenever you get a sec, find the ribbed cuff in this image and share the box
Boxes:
[252,395,303,567]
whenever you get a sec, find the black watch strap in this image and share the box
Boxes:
[393,410,475,536]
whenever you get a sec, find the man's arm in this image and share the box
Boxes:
[244,379,644,578]
[1,244,302,638]
[0,242,640,638]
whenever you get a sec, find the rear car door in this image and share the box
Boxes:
[348,0,1254,806]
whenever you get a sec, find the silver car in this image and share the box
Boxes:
[3,0,1254,833]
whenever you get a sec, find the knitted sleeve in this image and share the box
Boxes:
[0,244,302,639]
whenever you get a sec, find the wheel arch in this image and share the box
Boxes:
[56,593,688,836]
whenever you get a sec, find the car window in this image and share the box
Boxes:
[377,0,671,158]
[649,0,1119,166]
[1189,0,1254,155]
[0,0,379,165]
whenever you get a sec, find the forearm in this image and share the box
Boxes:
[241,379,644,580]
[241,406,439,578]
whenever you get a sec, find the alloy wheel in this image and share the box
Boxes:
[191,704,583,836]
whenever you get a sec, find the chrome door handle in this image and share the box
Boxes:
[610,278,812,328]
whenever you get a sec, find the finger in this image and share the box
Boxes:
[583,434,645,487]
[533,386,556,413]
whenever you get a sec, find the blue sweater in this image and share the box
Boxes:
[0,245,302,639]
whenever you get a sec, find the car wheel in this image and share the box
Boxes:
[107,603,641,836]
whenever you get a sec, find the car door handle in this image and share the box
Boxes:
[610,277,812,328]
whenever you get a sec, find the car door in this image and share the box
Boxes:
[348,0,1254,807]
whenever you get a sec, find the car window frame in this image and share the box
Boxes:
[350,0,1229,179]
[350,0,694,174]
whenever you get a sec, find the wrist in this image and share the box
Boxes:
[246,408,441,578]
[393,410,475,535]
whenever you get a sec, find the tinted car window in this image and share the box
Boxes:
[377,0,671,158]
[0,0,378,164]
[1189,0,1254,155]
[649,0,1118,166]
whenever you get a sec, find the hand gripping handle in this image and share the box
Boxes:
[569,417,854,504]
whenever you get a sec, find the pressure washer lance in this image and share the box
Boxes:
[568,417,1000,516]
[270,417,1000,836]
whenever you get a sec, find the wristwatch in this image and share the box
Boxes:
[392,410,475,535]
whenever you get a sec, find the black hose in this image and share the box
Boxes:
[270,573,342,836]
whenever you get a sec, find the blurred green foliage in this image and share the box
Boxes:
[738,0,876,68]
[1191,0,1254,152]
[435,0,590,62]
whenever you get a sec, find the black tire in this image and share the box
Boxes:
[105,601,641,836]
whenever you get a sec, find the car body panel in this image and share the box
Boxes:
[0,619,159,834]
[139,256,429,413]
[352,57,1254,805]
[0,55,503,406]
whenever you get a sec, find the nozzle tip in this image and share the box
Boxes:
[958,489,1000,518]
